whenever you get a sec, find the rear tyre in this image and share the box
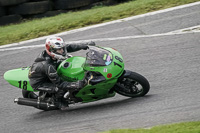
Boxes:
[114,71,150,98]
[22,90,38,99]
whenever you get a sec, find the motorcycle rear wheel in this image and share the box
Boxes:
[22,90,38,99]
[114,72,150,98]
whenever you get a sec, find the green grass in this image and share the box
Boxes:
[0,0,200,45]
[100,121,200,133]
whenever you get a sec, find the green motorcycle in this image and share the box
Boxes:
[4,46,150,111]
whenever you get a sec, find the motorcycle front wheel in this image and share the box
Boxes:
[114,71,150,98]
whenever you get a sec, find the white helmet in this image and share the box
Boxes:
[45,37,67,60]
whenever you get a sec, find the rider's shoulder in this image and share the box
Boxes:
[34,51,49,62]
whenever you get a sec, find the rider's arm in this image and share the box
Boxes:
[65,41,95,53]
[44,64,83,90]
[45,64,62,86]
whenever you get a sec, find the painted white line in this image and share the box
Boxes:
[0,45,43,51]
[1,29,199,52]
[171,25,200,33]
[0,1,200,49]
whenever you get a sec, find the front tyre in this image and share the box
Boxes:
[114,71,150,98]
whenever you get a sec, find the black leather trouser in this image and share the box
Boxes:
[35,82,57,93]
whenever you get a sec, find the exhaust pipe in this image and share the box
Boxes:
[14,98,58,111]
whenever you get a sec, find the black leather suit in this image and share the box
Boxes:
[28,42,93,94]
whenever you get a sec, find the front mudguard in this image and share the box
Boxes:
[118,70,132,82]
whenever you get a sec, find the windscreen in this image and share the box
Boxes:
[85,46,113,66]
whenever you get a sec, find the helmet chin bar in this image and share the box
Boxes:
[50,47,68,60]
[67,54,73,58]
[51,52,67,60]
[46,44,70,60]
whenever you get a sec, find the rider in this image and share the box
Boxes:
[28,36,95,110]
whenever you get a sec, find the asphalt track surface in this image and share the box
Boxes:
[0,2,200,133]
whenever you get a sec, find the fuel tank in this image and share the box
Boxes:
[57,56,86,82]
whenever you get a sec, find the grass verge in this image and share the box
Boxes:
[100,121,200,133]
[0,0,200,45]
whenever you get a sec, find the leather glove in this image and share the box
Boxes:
[88,41,95,46]
[81,41,95,50]
[81,45,89,50]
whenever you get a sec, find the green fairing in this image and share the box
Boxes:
[57,47,124,102]
[75,79,117,102]
[4,46,125,103]
[4,67,34,91]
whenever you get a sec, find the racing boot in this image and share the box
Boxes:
[55,99,69,110]
[54,89,69,110]
[60,100,69,111]
[58,80,86,92]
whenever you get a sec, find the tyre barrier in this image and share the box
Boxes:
[9,1,52,15]
[0,0,121,26]
[0,6,5,17]
[55,0,92,10]
[0,14,22,25]
[0,0,28,6]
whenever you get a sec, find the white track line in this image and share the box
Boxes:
[0,1,200,49]
[0,28,199,52]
